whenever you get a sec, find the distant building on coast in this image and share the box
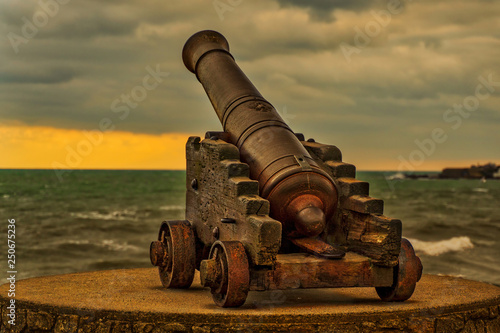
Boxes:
[439,163,499,179]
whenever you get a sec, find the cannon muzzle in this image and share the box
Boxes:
[182,30,338,238]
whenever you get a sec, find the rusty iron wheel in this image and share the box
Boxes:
[208,241,249,307]
[156,220,196,288]
[376,238,423,302]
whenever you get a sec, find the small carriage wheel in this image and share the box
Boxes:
[376,238,423,302]
[205,241,249,307]
[150,220,196,288]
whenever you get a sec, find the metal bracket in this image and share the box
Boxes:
[294,155,312,171]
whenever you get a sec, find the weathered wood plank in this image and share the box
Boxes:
[186,136,281,267]
[341,195,384,214]
[336,177,370,197]
[302,140,342,162]
[325,161,356,178]
[344,211,402,267]
[250,253,393,290]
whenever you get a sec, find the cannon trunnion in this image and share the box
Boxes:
[150,30,422,307]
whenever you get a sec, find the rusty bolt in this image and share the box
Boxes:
[190,178,198,190]
[150,241,167,266]
[200,258,217,288]
[212,227,219,240]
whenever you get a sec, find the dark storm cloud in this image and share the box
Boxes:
[0,66,77,84]
[1,2,139,40]
[0,1,37,26]
[276,0,388,21]
[43,13,138,39]
[277,0,374,11]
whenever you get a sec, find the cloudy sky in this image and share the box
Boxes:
[1,0,499,171]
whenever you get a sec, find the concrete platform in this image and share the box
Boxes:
[1,268,499,332]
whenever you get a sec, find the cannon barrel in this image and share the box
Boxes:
[182,30,338,238]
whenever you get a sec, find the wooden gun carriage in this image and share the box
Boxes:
[150,30,422,307]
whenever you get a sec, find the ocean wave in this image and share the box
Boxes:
[71,210,137,221]
[472,188,489,193]
[65,239,141,252]
[386,172,405,180]
[101,239,141,252]
[407,236,474,256]
[159,205,184,211]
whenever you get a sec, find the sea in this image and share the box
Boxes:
[0,169,499,286]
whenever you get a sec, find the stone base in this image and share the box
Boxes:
[1,268,499,332]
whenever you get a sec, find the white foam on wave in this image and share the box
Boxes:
[101,239,141,252]
[65,239,140,252]
[159,205,184,211]
[386,172,405,180]
[71,210,137,220]
[407,236,474,256]
[472,188,489,193]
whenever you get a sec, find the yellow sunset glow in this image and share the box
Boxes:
[0,125,195,170]
[0,125,494,172]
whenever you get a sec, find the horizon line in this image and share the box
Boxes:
[0,168,444,172]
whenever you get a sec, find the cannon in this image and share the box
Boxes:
[150,30,423,307]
